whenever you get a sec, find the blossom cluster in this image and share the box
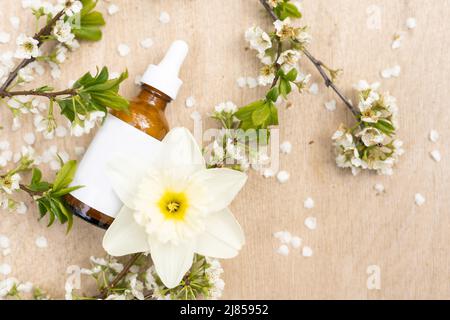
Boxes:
[0,0,107,138]
[65,255,225,300]
[332,81,404,176]
[244,8,312,91]
[208,101,271,172]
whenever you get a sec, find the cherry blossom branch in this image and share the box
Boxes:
[0,9,66,92]
[259,0,359,116]
[99,253,143,299]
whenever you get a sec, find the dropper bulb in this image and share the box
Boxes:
[159,40,189,77]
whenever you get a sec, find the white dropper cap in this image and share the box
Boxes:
[141,40,189,100]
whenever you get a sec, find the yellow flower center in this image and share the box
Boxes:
[158,191,188,221]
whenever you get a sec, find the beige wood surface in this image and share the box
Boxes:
[1,0,450,300]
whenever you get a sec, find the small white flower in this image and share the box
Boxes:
[357,127,385,147]
[61,0,83,17]
[53,20,75,44]
[15,34,40,59]
[245,26,272,54]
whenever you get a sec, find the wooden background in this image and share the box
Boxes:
[1,0,449,299]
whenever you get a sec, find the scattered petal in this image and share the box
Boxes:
[185,96,196,108]
[35,236,48,248]
[276,244,290,256]
[9,17,20,29]
[280,141,292,154]
[406,17,417,29]
[309,83,319,95]
[0,31,11,44]
[304,197,314,209]
[0,235,10,249]
[430,150,441,162]
[140,38,154,49]
[304,217,317,230]
[325,100,337,112]
[117,44,130,57]
[429,130,439,143]
[246,77,258,89]
[159,11,171,24]
[262,168,276,178]
[0,263,12,275]
[276,170,290,183]
[236,77,246,88]
[290,236,302,248]
[374,183,385,194]
[302,246,313,257]
[415,193,425,206]
[23,132,35,145]
[108,4,120,15]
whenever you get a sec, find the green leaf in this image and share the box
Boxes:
[52,160,78,191]
[279,79,292,98]
[234,100,265,121]
[285,68,298,82]
[266,87,280,102]
[252,103,271,126]
[52,186,83,198]
[31,168,42,185]
[274,2,302,20]
[72,0,105,41]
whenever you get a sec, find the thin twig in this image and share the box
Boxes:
[0,9,66,92]
[301,49,359,116]
[259,0,359,116]
[99,253,143,299]
[0,88,77,99]
[19,184,43,197]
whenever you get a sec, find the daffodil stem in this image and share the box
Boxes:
[259,0,359,116]
[99,253,143,299]
[0,9,66,92]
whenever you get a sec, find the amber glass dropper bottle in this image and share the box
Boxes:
[65,41,189,229]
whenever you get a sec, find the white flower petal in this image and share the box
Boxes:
[195,208,245,259]
[188,168,247,213]
[103,206,149,256]
[159,127,205,176]
[106,154,149,209]
[149,240,194,289]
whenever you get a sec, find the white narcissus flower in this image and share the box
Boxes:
[103,128,247,289]
[15,34,40,59]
